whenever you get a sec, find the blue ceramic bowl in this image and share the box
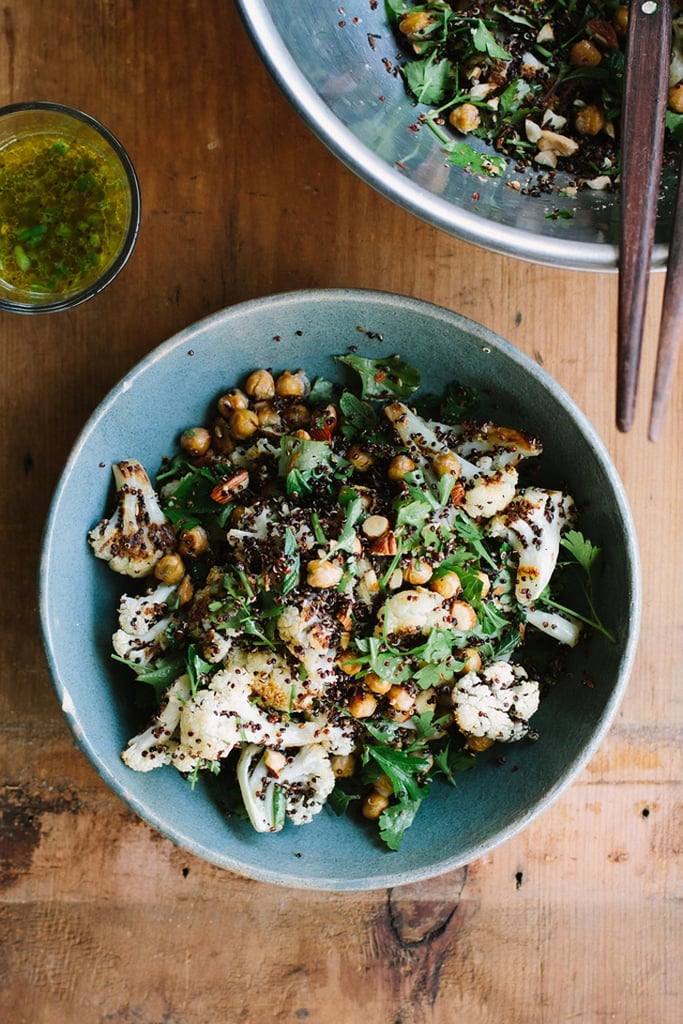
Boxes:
[39,289,641,890]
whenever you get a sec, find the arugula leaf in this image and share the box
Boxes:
[378,796,422,851]
[471,19,511,61]
[186,643,215,698]
[339,389,380,440]
[114,651,186,698]
[447,142,506,177]
[335,352,421,400]
[404,53,452,105]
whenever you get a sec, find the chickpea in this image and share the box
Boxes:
[337,650,363,676]
[256,403,283,433]
[432,451,460,478]
[275,369,309,397]
[179,427,211,457]
[403,557,433,585]
[373,773,394,798]
[613,5,628,36]
[398,11,434,39]
[362,791,390,820]
[362,514,390,539]
[669,84,683,115]
[176,574,194,607]
[349,690,378,719]
[216,388,248,416]
[178,525,209,559]
[229,407,259,440]
[211,415,235,455]
[365,671,392,696]
[430,570,461,600]
[306,558,343,589]
[569,39,602,67]
[283,402,311,428]
[154,552,186,585]
[348,444,375,472]
[574,103,605,136]
[466,735,495,753]
[387,685,415,714]
[387,453,415,482]
[244,369,275,400]
[475,571,491,599]
[449,103,481,134]
[330,754,356,779]
[460,646,482,674]
[450,600,477,632]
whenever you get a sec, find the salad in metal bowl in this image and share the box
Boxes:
[88,353,611,851]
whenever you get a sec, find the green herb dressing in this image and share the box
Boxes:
[0,132,129,296]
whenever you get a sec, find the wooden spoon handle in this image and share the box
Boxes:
[617,0,672,433]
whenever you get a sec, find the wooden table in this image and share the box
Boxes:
[1,4,680,1022]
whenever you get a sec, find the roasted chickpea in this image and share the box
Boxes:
[362,791,390,820]
[179,427,211,457]
[154,552,185,585]
[178,525,209,559]
[669,83,683,115]
[275,369,309,397]
[216,388,248,416]
[449,103,481,134]
[466,735,495,753]
[330,754,356,779]
[432,451,460,478]
[430,570,461,600]
[348,444,375,472]
[229,408,259,440]
[398,11,435,39]
[569,39,602,67]
[403,557,433,585]
[306,558,343,589]
[387,453,415,482]
[460,646,482,674]
[349,690,378,720]
[575,103,605,136]
[365,671,392,695]
[244,369,275,400]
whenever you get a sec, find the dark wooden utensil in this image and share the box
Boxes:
[617,0,672,433]
[649,165,683,441]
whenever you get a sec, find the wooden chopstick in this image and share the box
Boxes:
[617,0,672,433]
[649,163,683,441]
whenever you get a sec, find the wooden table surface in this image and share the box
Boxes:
[1,3,680,1022]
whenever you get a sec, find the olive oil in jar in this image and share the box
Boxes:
[0,131,130,298]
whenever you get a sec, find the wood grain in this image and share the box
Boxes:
[1,3,681,1023]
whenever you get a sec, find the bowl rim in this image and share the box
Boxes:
[234,0,669,274]
[39,288,642,889]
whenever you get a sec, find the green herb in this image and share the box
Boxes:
[335,352,421,400]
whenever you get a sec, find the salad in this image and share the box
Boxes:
[387,1,683,194]
[88,353,611,850]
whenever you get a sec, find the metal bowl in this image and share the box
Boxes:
[236,0,675,272]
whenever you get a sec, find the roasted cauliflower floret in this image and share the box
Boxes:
[486,487,575,604]
[384,402,541,519]
[375,587,453,641]
[89,459,175,577]
[112,581,178,668]
[452,662,540,743]
[236,742,336,833]
[170,652,355,768]
[120,675,191,772]
[277,597,340,692]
